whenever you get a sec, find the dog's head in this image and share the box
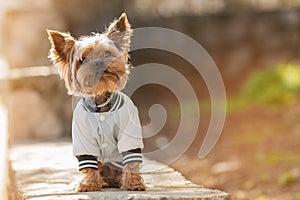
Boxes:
[47,13,132,97]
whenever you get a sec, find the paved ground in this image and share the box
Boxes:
[10,141,230,200]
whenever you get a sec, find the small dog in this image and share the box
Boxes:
[47,13,146,192]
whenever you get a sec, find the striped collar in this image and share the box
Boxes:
[83,92,123,113]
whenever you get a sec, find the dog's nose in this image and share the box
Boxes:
[94,61,105,75]
[95,61,104,69]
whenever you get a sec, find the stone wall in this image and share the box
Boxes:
[131,10,300,93]
[3,6,300,86]
[2,1,300,140]
[2,2,69,141]
[7,75,72,140]
[4,2,300,71]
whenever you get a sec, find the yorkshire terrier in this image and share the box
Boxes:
[47,13,146,192]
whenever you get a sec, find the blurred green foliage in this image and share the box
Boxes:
[256,151,300,165]
[227,64,300,112]
[278,170,298,186]
[256,195,268,200]
[296,192,300,200]
[239,64,300,107]
[233,131,266,145]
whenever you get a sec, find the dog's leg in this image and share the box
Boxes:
[76,167,105,192]
[98,162,111,188]
[101,164,122,188]
[121,162,146,191]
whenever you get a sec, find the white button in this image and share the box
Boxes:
[99,115,106,121]
[101,143,108,148]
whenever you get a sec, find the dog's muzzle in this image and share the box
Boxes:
[94,60,105,75]
[77,60,107,89]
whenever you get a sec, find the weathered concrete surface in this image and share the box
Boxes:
[10,141,230,200]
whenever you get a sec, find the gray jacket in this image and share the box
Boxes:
[72,92,144,170]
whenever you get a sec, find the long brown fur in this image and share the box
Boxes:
[47,13,130,97]
[76,167,107,192]
[121,162,146,191]
[101,163,122,188]
[48,13,146,192]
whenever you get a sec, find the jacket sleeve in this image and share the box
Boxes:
[121,148,143,165]
[76,155,98,171]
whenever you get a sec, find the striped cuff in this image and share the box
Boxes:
[76,155,98,171]
[122,149,143,165]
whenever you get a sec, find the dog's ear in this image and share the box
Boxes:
[47,30,75,65]
[107,13,132,57]
[47,30,75,95]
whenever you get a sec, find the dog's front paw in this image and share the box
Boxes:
[121,172,146,191]
[76,182,102,192]
[76,168,105,192]
[121,162,146,191]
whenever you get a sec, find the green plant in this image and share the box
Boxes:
[256,195,268,200]
[278,170,298,186]
[296,192,300,200]
[241,64,300,106]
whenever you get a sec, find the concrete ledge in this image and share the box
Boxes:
[10,141,230,200]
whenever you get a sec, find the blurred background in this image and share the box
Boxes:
[0,0,300,199]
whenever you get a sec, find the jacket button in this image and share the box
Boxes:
[99,115,106,121]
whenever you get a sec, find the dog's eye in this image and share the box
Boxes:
[79,57,86,64]
[104,51,111,58]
